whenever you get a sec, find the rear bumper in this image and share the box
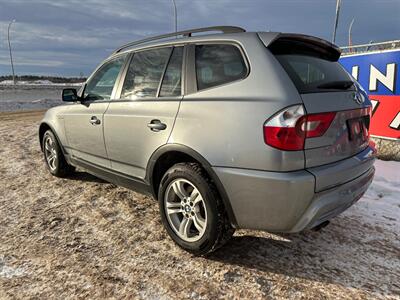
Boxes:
[213,146,375,232]
[289,166,374,232]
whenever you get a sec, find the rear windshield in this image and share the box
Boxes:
[275,54,354,94]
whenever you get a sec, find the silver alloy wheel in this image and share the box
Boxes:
[44,135,57,171]
[164,178,207,242]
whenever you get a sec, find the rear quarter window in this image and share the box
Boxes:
[195,44,247,91]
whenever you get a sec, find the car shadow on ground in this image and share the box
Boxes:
[66,171,107,184]
[207,227,393,297]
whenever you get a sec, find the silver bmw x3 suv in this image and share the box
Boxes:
[39,26,376,255]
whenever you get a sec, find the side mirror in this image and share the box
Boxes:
[62,88,79,102]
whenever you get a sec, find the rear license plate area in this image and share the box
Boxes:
[347,117,368,141]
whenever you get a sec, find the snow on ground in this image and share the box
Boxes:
[0,257,26,279]
[0,80,83,86]
[0,84,82,111]
[356,160,400,230]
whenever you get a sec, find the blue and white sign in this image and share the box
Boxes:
[340,49,400,139]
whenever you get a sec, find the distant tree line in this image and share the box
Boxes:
[0,75,86,83]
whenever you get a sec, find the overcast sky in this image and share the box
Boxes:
[0,0,399,77]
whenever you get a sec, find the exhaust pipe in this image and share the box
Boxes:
[312,221,330,231]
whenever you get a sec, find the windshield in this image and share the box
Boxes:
[275,54,355,94]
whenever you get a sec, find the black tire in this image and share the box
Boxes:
[158,162,234,255]
[42,130,74,177]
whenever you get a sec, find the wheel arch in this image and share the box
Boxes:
[38,122,67,155]
[146,144,238,227]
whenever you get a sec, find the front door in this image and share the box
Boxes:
[63,55,126,168]
[104,46,184,179]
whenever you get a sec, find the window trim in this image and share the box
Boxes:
[157,46,185,98]
[186,41,250,94]
[156,48,174,97]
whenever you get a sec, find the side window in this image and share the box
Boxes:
[160,47,183,97]
[121,47,172,99]
[84,55,126,101]
[195,44,247,91]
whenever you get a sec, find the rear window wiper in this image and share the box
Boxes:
[317,80,354,90]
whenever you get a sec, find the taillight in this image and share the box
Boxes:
[302,112,336,138]
[263,105,306,150]
[264,105,336,151]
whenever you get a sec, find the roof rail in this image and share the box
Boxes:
[112,26,246,54]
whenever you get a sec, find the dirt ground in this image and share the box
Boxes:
[0,110,399,299]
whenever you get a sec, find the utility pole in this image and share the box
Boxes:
[171,0,177,37]
[332,0,341,44]
[348,18,355,51]
[7,19,16,85]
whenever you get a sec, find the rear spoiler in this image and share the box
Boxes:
[258,32,341,61]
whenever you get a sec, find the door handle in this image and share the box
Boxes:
[90,116,101,125]
[147,119,167,132]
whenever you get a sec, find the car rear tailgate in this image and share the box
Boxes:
[307,144,376,192]
[266,33,373,168]
[302,97,371,167]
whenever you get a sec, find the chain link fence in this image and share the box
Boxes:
[341,40,400,55]
[372,137,400,161]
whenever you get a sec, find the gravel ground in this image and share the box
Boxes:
[0,110,399,299]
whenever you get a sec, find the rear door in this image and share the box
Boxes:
[104,46,183,179]
[269,38,372,168]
